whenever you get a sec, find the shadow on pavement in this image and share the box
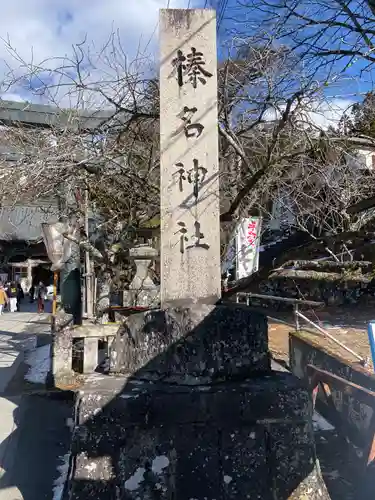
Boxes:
[0,299,72,500]
[0,394,73,500]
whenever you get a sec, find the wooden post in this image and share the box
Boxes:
[294,303,300,331]
[52,270,58,316]
[85,189,94,318]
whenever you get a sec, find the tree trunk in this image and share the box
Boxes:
[280,260,372,272]
[269,269,372,283]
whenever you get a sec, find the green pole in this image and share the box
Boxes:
[61,236,82,325]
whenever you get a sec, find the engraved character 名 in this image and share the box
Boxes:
[179,106,204,138]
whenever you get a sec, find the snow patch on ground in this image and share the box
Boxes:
[52,453,70,500]
[125,467,146,491]
[152,455,169,474]
[24,344,50,384]
[124,455,170,491]
[313,412,335,431]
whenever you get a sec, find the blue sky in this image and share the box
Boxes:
[0,0,205,103]
[0,0,370,126]
[214,0,375,125]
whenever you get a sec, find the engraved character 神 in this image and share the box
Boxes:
[188,159,207,199]
[174,159,207,198]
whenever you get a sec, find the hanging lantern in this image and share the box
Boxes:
[41,222,67,271]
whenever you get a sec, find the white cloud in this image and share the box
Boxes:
[301,98,354,130]
[264,97,355,131]
[0,0,204,105]
[0,2,352,131]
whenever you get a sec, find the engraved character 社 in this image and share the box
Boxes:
[172,47,213,88]
[177,221,210,254]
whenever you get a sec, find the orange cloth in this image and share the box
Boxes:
[0,289,8,305]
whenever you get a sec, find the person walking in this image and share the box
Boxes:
[16,283,24,312]
[37,281,47,313]
[0,285,8,315]
[8,282,17,313]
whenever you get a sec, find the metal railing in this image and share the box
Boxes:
[236,291,367,367]
[295,310,366,365]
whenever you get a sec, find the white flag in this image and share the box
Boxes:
[236,217,262,279]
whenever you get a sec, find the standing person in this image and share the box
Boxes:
[8,282,17,313]
[4,282,10,311]
[37,281,47,313]
[16,283,24,312]
[29,283,35,303]
[0,285,8,315]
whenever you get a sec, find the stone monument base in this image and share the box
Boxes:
[63,304,329,499]
[67,372,329,499]
[110,304,271,377]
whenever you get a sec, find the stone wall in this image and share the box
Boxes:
[258,277,370,307]
[289,332,375,454]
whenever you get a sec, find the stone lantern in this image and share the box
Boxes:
[123,244,160,308]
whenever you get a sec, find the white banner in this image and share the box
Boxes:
[236,217,262,279]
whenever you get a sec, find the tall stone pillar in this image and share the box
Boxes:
[159,8,221,306]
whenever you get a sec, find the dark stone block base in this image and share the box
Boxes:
[110,304,271,378]
[66,372,329,499]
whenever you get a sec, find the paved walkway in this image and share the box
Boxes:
[0,301,73,500]
[0,303,51,392]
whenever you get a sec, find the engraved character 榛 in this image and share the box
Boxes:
[177,221,210,254]
[171,47,213,88]
[171,49,186,87]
